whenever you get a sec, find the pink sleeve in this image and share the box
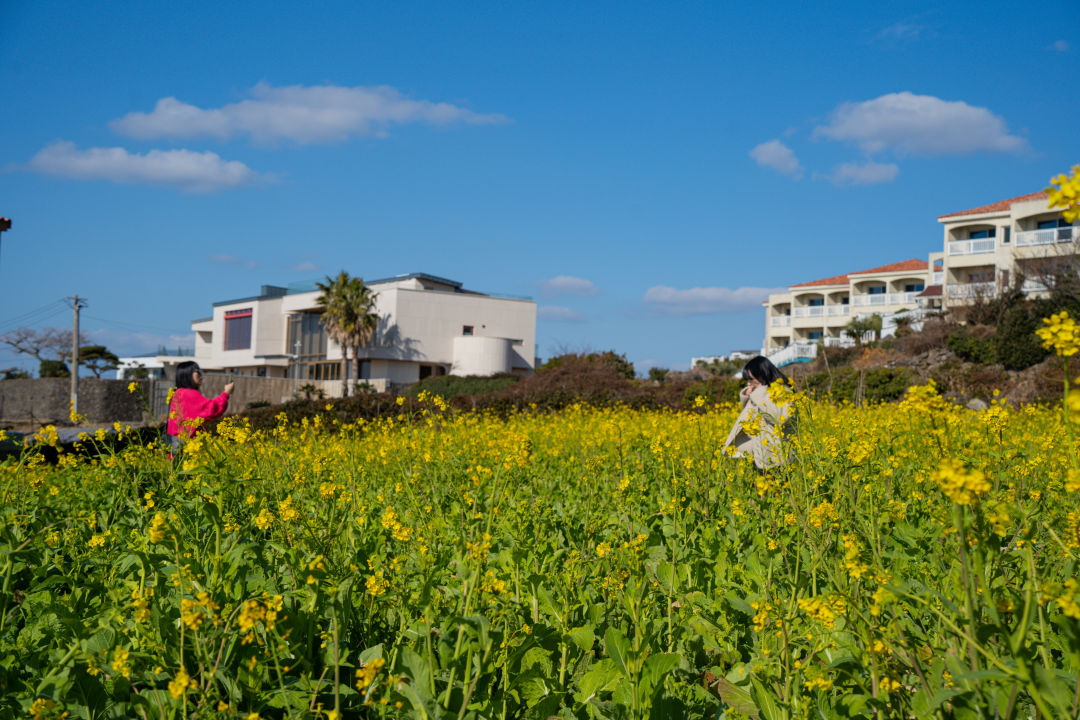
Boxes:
[202,392,230,421]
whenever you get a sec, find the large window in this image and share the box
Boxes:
[224,309,252,350]
[969,228,996,239]
[288,312,332,380]
[1037,218,1073,229]
[904,283,925,292]
[867,285,886,295]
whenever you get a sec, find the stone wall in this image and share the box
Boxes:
[0,376,343,428]
[0,378,144,426]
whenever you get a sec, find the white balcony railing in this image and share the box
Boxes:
[889,291,918,305]
[1015,226,1078,247]
[1021,279,1049,294]
[792,306,825,318]
[770,316,791,327]
[946,281,996,299]
[826,305,849,316]
[852,293,888,306]
[949,238,996,255]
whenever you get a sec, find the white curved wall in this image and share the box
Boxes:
[451,336,513,376]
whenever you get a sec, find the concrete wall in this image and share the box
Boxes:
[0,378,144,426]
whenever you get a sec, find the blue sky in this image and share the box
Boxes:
[1,0,1077,374]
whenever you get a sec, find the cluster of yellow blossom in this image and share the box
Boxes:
[808,501,839,530]
[111,647,131,679]
[1047,165,1080,223]
[168,668,191,700]
[933,459,990,505]
[278,496,299,523]
[842,535,871,580]
[380,505,412,542]
[366,570,389,597]
[1036,311,1079,357]
[180,591,220,631]
[238,595,285,644]
[148,512,170,544]
[131,586,153,623]
[798,594,846,629]
[355,657,385,691]
[254,508,275,531]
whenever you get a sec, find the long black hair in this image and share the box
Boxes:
[174,361,201,390]
[742,355,790,387]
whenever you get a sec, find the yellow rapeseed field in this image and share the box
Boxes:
[2,313,1080,719]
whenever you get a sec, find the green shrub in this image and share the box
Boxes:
[39,359,70,378]
[407,373,519,400]
[682,377,742,406]
[994,305,1048,370]
[946,331,996,364]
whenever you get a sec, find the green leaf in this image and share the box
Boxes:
[750,676,787,720]
[566,625,595,654]
[396,646,433,700]
[639,652,680,700]
[604,627,631,679]
[710,676,757,717]
[575,659,621,704]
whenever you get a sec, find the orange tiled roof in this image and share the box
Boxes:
[790,258,928,289]
[790,272,851,288]
[938,191,1048,219]
[849,258,929,276]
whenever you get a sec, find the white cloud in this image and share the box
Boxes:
[643,285,786,316]
[110,83,509,145]
[22,141,266,192]
[209,253,260,270]
[825,160,900,186]
[291,261,320,272]
[539,275,599,297]
[538,306,587,323]
[813,92,1027,155]
[749,139,802,178]
[1051,40,1070,52]
[876,21,922,43]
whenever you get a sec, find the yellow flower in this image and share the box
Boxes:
[1046,165,1080,223]
[148,512,169,544]
[395,396,406,406]
[366,570,389,597]
[112,647,132,679]
[1036,311,1079,357]
[933,459,990,505]
[128,381,139,393]
[168,668,191,700]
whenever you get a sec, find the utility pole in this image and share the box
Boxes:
[67,295,87,417]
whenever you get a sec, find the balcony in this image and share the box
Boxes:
[770,316,791,327]
[949,238,996,255]
[946,282,996,299]
[932,271,944,284]
[826,305,849,316]
[1015,226,1078,247]
[792,306,825,318]
[853,291,921,306]
[1021,279,1049,294]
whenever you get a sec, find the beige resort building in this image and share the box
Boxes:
[938,190,1077,313]
[761,189,1077,361]
[762,257,942,355]
[189,272,536,392]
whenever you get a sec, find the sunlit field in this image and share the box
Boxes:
[4,351,1080,720]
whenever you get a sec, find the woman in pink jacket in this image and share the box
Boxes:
[166,361,234,449]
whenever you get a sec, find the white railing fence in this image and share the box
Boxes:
[1015,226,1078,247]
[948,238,996,255]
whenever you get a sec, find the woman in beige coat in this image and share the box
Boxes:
[722,355,796,471]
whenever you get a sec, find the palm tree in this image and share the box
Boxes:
[315,272,379,397]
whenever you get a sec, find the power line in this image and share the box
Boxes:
[0,304,70,335]
[83,313,189,337]
[0,299,69,332]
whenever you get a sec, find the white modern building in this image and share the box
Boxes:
[116,350,197,380]
[191,273,536,392]
[938,190,1077,312]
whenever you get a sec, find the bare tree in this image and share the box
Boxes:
[0,327,87,364]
